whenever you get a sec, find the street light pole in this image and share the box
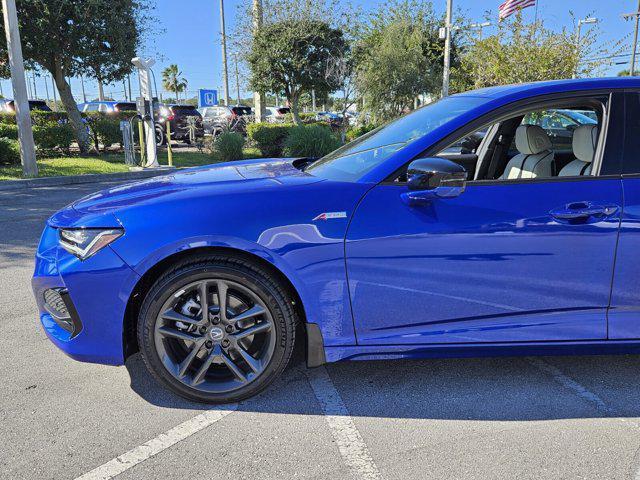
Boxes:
[573,17,598,79]
[234,54,241,106]
[2,0,37,177]
[624,1,640,75]
[252,0,265,121]
[442,0,453,97]
[219,0,231,106]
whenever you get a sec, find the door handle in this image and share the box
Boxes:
[550,202,618,223]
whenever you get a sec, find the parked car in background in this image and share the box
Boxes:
[315,111,344,128]
[78,101,137,114]
[0,99,52,113]
[265,106,290,123]
[201,105,253,136]
[155,104,204,145]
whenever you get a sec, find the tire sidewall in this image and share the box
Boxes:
[138,262,293,403]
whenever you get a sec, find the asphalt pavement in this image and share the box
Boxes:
[2,180,640,480]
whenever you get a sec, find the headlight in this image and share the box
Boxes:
[58,228,123,260]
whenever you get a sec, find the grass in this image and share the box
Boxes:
[0,147,265,180]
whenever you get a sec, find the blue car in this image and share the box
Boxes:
[32,78,640,403]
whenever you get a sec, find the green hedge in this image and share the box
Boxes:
[282,112,316,124]
[88,118,122,150]
[0,137,21,165]
[283,124,341,158]
[207,132,245,162]
[33,122,75,154]
[247,123,295,157]
[346,123,379,142]
[0,124,19,140]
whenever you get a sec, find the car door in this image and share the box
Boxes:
[346,93,624,345]
[608,91,640,338]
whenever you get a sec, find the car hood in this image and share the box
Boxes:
[49,158,323,227]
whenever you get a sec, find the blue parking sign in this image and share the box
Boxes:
[199,89,218,107]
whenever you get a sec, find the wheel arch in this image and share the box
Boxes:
[122,245,314,362]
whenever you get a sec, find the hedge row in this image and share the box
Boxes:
[247,122,343,158]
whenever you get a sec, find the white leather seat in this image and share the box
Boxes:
[501,125,555,180]
[559,125,598,177]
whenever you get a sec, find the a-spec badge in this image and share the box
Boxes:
[313,212,348,221]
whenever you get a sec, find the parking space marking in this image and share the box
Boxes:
[527,357,613,415]
[305,366,384,480]
[74,404,237,480]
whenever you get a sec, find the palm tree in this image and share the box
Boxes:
[161,64,188,103]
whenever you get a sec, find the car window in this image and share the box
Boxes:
[85,104,99,112]
[520,109,597,153]
[305,95,488,182]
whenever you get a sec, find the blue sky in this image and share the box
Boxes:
[7,0,637,102]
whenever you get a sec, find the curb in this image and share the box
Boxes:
[0,167,177,192]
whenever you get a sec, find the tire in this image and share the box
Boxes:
[155,126,166,147]
[137,255,297,403]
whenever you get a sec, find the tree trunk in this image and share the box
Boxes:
[290,92,301,126]
[98,79,105,101]
[52,63,91,154]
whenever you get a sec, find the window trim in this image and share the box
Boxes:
[384,89,622,186]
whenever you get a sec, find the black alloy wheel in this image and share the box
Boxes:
[138,255,297,403]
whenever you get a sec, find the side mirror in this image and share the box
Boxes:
[401,157,467,206]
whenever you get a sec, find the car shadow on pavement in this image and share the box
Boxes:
[125,352,640,421]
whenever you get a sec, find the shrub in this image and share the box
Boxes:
[283,124,341,158]
[0,137,21,165]
[32,122,74,155]
[282,112,316,124]
[31,111,68,125]
[0,123,19,140]
[89,118,122,150]
[247,122,294,157]
[0,113,16,125]
[207,132,245,162]
[346,123,379,142]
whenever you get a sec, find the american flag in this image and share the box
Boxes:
[498,0,536,20]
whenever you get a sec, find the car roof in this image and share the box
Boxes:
[455,77,640,100]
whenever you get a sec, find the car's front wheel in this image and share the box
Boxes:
[138,255,297,403]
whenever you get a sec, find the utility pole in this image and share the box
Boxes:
[623,2,640,75]
[219,0,230,106]
[44,77,49,101]
[252,0,265,121]
[2,0,37,177]
[442,0,453,97]
[311,89,316,111]
[31,72,37,99]
[127,74,132,102]
[234,54,241,105]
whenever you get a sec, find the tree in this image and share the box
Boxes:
[324,49,357,141]
[456,13,620,89]
[162,65,188,103]
[354,0,459,121]
[0,0,150,153]
[247,20,347,124]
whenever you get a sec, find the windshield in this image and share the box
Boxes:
[305,96,487,182]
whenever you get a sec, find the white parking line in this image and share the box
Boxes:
[526,357,614,415]
[74,404,237,480]
[305,366,384,480]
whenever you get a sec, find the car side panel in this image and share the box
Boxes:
[609,178,640,338]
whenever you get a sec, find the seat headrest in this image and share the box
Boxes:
[515,125,552,155]
[572,124,598,164]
